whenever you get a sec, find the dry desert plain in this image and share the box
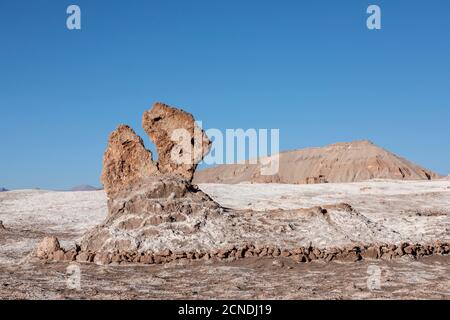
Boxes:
[1,179,449,299]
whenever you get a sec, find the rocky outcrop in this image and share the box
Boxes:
[32,102,219,257]
[33,236,63,259]
[142,102,211,181]
[78,102,220,253]
[80,176,221,253]
[194,140,441,184]
[101,125,159,199]
[37,240,450,265]
[101,103,211,199]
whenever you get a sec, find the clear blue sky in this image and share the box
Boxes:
[1,0,449,190]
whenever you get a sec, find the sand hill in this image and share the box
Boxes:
[194,140,440,184]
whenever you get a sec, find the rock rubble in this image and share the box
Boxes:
[36,240,450,265]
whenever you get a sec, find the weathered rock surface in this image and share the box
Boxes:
[34,236,61,259]
[79,102,220,253]
[80,176,221,252]
[194,140,440,184]
[101,125,158,198]
[142,102,211,182]
[37,241,450,265]
[101,102,211,199]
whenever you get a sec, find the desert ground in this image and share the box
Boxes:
[1,179,449,299]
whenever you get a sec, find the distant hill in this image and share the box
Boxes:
[0,187,8,192]
[70,185,102,192]
[194,140,441,184]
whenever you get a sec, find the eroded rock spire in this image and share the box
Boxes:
[101,125,158,198]
[142,102,211,181]
[101,102,211,199]
[76,102,221,253]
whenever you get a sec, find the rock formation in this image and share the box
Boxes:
[101,125,159,198]
[34,236,62,259]
[101,103,211,200]
[33,103,449,265]
[142,102,211,181]
[194,140,441,184]
[79,102,221,253]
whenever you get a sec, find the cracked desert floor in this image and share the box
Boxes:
[1,179,450,299]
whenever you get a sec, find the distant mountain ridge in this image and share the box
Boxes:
[193,140,441,184]
[70,185,102,192]
[0,187,8,192]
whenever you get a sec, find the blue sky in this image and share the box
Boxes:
[1,0,449,190]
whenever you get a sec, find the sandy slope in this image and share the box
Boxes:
[194,140,440,184]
